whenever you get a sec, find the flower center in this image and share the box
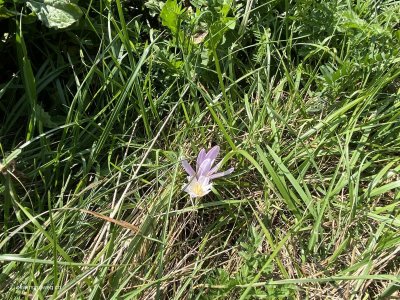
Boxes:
[192,182,204,196]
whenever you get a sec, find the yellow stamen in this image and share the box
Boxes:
[192,182,204,196]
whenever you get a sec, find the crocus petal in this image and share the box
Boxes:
[181,159,196,177]
[198,158,212,177]
[207,161,222,176]
[196,148,206,171]
[209,167,234,180]
[205,145,220,163]
[198,175,210,185]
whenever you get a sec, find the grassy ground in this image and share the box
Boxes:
[0,0,400,299]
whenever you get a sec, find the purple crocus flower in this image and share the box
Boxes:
[181,146,234,198]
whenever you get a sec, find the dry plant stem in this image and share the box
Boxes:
[86,101,180,263]
[102,120,139,262]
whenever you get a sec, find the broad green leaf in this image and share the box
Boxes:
[160,0,182,34]
[26,0,83,29]
[224,17,236,30]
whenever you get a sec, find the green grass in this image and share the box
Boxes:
[0,0,400,299]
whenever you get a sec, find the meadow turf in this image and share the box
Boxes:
[0,0,400,299]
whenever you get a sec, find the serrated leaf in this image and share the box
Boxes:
[26,0,83,29]
[224,17,236,30]
[160,0,182,34]
[35,104,58,128]
[145,0,162,17]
